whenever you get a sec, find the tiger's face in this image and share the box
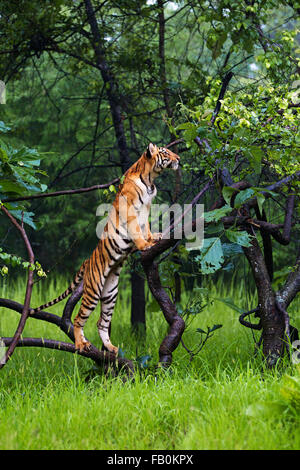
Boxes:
[146,143,180,173]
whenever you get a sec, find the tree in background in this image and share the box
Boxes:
[0,0,299,366]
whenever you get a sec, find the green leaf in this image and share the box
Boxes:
[255,193,265,214]
[176,122,197,143]
[0,180,26,195]
[0,139,12,160]
[0,147,8,162]
[205,221,224,235]
[234,188,255,208]
[11,147,40,164]
[9,210,37,230]
[197,237,224,274]
[196,328,207,334]
[222,186,237,205]
[208,324,223,333]
[204,204,232,223]
[176,122,195,130]
[147,298,160,313]
[23,159,41,167]
[0,122,11,133]
[215,297,244,313]
[222,243,243,257]
[197,126,208,137]
[249,146,264,174]
[225,229,253,247]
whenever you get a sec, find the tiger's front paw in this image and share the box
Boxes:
[147,232,162,245]
[111,345,119,356]
[104,343,119,356]
[152,232,162,241]
[75,339,91,353]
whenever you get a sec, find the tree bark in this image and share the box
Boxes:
[243,235,285,366]
[130,270,146,332]
[141,257,185,366]
[0,207,34,368]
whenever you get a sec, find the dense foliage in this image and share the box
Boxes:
[0,0,299,276]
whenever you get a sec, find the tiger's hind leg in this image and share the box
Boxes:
[97,265,122,355]
[73,285,100,353]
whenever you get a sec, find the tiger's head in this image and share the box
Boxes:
[145,143,180,173]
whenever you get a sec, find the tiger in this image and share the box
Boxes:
[30,143,180,354]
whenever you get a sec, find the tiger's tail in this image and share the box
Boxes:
[29,261,86,314]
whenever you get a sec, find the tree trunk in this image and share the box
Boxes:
[84,0,131,173]
[243,236,286,366]
[130,270,146,333]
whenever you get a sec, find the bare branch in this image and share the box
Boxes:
[1,336,134,373]
[210,72,233,126]
[239,308,261,330]
[2,178,120,204]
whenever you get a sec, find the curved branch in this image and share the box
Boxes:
[0,206,34,368]
[239,308,262,330]
[249,194,296,246]
[0,292,135,376]
[141,258,185,365]
[0,298,61,326]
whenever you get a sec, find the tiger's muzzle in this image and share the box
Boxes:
[168,156,180,170]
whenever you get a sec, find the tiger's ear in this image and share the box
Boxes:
[146,143,157,159]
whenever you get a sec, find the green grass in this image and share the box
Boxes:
[0,274,299,450]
